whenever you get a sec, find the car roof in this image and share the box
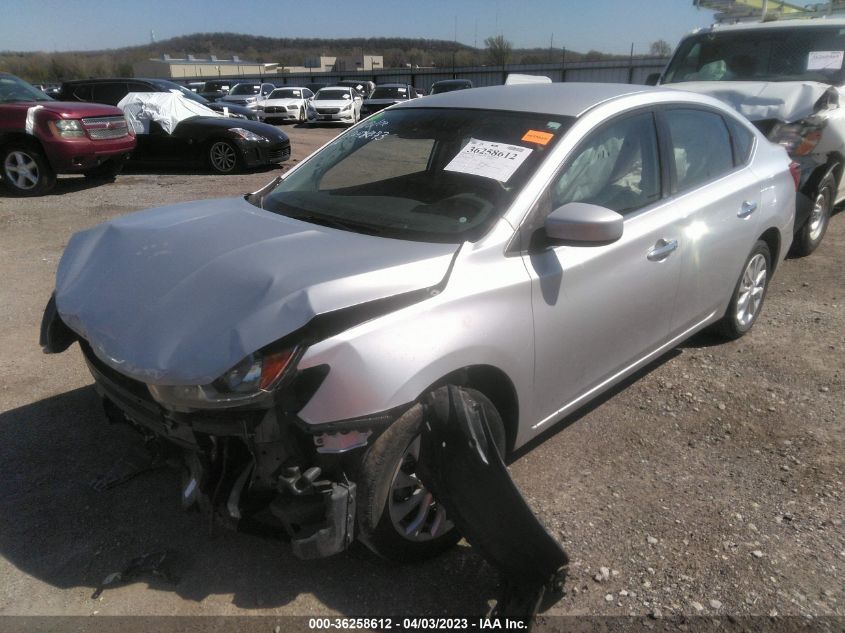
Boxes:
[394,83,655,117]
[693,17,845,35]
[374,83,409,88]
[433,79,471,84]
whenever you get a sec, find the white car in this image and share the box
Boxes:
[307,86,362,125]
[261,87,314,123]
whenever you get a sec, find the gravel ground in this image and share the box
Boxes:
[0,122,842,629]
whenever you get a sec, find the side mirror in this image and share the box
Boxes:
[544,202,623,244]
[645,73,661,86]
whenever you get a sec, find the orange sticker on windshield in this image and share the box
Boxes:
[522,130,554,145]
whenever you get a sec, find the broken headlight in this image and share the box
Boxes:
[148,347,298,410]
[769,120,824,157]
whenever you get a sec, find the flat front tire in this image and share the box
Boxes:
[2,144,56,196]
[713,240,771,340]
[357,388,506,562]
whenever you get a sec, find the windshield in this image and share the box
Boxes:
[371,86,409,99]
[664,26,845,84]
[0,74,53,103]
[252,108,573,243]
[316,89,351,101]
[271,89,302,99]
[230,84,259,95]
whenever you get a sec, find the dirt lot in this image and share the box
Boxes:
[0,122,842,628]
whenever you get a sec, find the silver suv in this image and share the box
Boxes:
[42,84,794,562]
[659,16,845,255]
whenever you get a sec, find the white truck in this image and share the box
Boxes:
[658,12,845,255]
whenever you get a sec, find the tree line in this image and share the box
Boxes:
[0,33,669,83]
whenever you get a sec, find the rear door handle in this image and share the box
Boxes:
[738,200,758,218]
[647,238,678,262]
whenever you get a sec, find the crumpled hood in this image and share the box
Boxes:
[55,197,457,385]
[668,81,836,123]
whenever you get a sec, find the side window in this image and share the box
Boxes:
[92,82,128,105]
[127,81,153,94]
[552,112,661,215]
[725,116,755,166]
[666,109,734,192]
[68,84,93,102]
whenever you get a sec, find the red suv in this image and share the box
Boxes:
[0,72,136,196]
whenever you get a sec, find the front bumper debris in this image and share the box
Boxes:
[418,385,569,623]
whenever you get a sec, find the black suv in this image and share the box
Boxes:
[59,78,259,120]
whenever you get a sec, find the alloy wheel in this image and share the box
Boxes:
[808,189,829,242]
[209,141,237,173]
[4,151,40,190]
[387,436,452,541]
[735,253,767,328]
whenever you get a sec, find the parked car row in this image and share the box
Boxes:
[0,72,290,196]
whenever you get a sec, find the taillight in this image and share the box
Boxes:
[788,161,801,191]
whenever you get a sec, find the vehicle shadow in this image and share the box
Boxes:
[0,387,496,615]
[0,176,113,198]
[122,163,283,177]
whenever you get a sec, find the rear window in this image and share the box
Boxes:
[230,84,260,95]
[371,86,409,99]
[726,117,755,165]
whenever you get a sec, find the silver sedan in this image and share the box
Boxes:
[44,83,795,562]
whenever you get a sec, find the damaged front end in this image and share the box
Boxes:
[43,298,372,559]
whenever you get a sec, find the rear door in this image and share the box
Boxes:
[662,107,763,332]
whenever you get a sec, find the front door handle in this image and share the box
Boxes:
[738,200,758,218]
[647,238,678,262]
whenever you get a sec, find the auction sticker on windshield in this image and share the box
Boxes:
[445,138,533,182]
[808,50,844,70]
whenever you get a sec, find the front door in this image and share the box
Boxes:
[524,111,686,432]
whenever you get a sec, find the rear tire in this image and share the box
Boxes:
[357,387,506,562]
[792,172,834,257]
[713,240,771,340]
[2,143,56,196]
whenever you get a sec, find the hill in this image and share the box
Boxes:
[0,32,621,83]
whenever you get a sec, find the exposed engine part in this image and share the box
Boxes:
[314,429,372,454]
[271,480,356,559]
[278,465,323,495]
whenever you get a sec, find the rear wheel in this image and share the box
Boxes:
[793,172,834,257]
[2,144,56,196]
[207,140,241,174]
[357,387,506,562]
[713,240,771,340]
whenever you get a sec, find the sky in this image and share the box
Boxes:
[1,0,715,56]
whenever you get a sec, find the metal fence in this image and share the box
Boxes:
[181,57,670,90]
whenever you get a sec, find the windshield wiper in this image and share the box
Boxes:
[291,213,383,235]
